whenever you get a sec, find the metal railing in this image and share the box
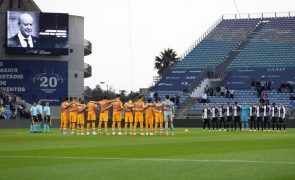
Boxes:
[179,16,224,61]
[222,11,295,20]
[187,69,207,93]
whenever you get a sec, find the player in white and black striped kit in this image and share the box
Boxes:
[256,103,264,131]
[202,104,211,130]
[263,102,271,131]
[271,103,279,131]
[211,104,219,130]
[278,103,286,132]
[249,102,256,131]
[233,102,241,131]
[226,102,233,131]
[218,104,227,131]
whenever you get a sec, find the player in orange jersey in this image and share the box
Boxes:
[153,97,164,135]
[123,100,134,135]
[60,97,71,134]
[86,100,98,135]
[69,97,78,135]
[97,96,112,135]
[133,95,145,135]
[111,95,123,135]
[77,99,87,135]
[144,98,154,135]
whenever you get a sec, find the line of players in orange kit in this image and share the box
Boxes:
[60,95,165,136]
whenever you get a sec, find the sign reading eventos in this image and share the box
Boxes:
[0,60,68,105]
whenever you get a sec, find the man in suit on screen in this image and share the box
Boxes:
[8,13,38,48]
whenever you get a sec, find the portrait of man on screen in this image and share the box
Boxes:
[7,12,39,48]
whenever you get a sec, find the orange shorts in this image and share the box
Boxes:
[77,114,85,124]
[135,112,144,123]
[112,111,122,122]
[99,112,108,122]
[155,113,163,123]
[69,112,77,123]
[87,112,96,121]
[145,116,154,125]
[60,113,68,128]
[125,112,133,123]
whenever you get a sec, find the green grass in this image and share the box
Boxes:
[0,128,295,180]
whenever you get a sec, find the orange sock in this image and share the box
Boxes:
[112,121,116,129]
[77,125,80,133]
[130,123,133,133]
[118,122,121,130]
[104,123,108,133]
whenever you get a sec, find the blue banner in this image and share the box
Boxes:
[0,60,68,105]
[223,68,295,89]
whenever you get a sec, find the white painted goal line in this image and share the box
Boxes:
[0,155,294,165]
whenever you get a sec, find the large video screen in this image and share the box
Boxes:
[6,11,69,55]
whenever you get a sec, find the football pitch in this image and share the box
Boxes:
[0,128,295,180]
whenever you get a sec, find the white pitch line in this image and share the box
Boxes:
[0,155,294,165]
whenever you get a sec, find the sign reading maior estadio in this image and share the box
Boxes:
[0,60,68,105]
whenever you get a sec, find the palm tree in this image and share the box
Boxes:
[154,48,179,76]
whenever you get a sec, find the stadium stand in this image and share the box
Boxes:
[151,18,261,103]
[150,12,295,117]
[175,19,259,69]
[0,91,31,119]
[192,90,293,111]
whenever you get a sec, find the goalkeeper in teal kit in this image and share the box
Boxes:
[241,101,249,130]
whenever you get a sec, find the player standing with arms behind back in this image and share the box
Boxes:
[30,102,37,133]
[211,104,218,131]
[249,102,256,131]
[241,101,249,131]
[43,102,51,133]
[233,102,241,131]
[226,102,233,131]
[202,103,211,131]
[256,102,264,131]
[263,102,271,131]
[271,103,279,131]
[36,100,43,133]
[219,104,227,131]
[278,103,286,132]
[162,95,175,135]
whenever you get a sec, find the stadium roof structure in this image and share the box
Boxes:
[0,0,41,13]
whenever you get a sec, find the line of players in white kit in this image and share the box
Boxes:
[202,101,286,132]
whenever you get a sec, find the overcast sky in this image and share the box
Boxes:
[34,0,294,93]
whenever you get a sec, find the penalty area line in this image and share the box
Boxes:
[0,155,294,165]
